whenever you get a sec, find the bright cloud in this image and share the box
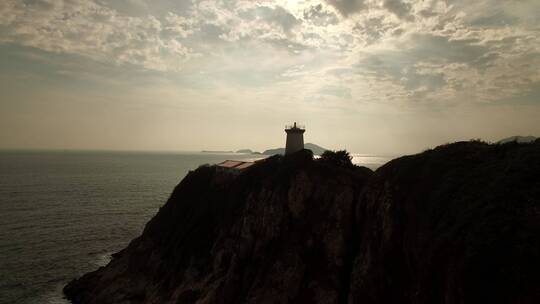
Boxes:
[0,0,195,71]
[1,0,539,103]
[0,0,539,152]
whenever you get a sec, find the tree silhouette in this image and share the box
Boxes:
[319,150,353,168]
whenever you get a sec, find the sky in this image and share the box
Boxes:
[0,0,539,154]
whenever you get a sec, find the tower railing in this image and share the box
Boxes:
[285,124,305,130]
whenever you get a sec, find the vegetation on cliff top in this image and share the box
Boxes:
[65,140,540,304]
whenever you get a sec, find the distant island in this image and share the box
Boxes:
[209,143,329,156]
[223,138,540,155]
[201,150,234,153]
[262,143,328,155]
[497,135,537,144]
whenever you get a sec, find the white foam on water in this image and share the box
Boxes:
[41,282,71,304]
[91,251,113,267]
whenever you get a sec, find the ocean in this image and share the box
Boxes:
[0,150,389,304]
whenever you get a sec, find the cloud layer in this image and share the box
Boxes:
[1,0,539,107]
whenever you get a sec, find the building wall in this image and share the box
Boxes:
[285,131,304,155]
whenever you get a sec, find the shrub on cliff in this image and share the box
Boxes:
[318,150,354,168]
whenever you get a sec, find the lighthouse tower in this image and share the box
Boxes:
[285,122,305,155]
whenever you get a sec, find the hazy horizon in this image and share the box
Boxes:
[0,136,535,157]
[1,0,539,155]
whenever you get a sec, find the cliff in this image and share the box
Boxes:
[64,141,540,304]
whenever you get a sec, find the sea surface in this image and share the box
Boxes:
[0,150,390,304]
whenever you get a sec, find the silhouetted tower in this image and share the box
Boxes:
[285,122,305,155]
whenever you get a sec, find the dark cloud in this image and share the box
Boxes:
[264,38,309,54]
[356,52,406,81]
[418,9,438,18]
[472,52,500,70]
[326,0,366,17]
[22,0,56,10]
[404,69,446,91]
[408,34,488,64]
[502,81,540,104]
[303,4,339,26]
[468,11,519,27]
[0,0,194,71]
[406,34,490,66]
[190,23,225,43]
[392,28,405,37]
[354,17,398,45]
[355,33,497,96]
[382,0,414,21]
[327,0,413,20]
[261,6,300,32]
[326,67,354,78]
[357,52,447,97]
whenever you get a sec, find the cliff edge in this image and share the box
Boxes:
[64,141,540,304]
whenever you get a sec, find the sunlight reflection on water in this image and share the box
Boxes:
[0,150,393,304]
[351,154,393,170]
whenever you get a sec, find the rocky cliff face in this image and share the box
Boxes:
[349,141,540,304]
[64,142,540,304]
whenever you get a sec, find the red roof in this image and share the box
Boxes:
[217,160,255,170]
